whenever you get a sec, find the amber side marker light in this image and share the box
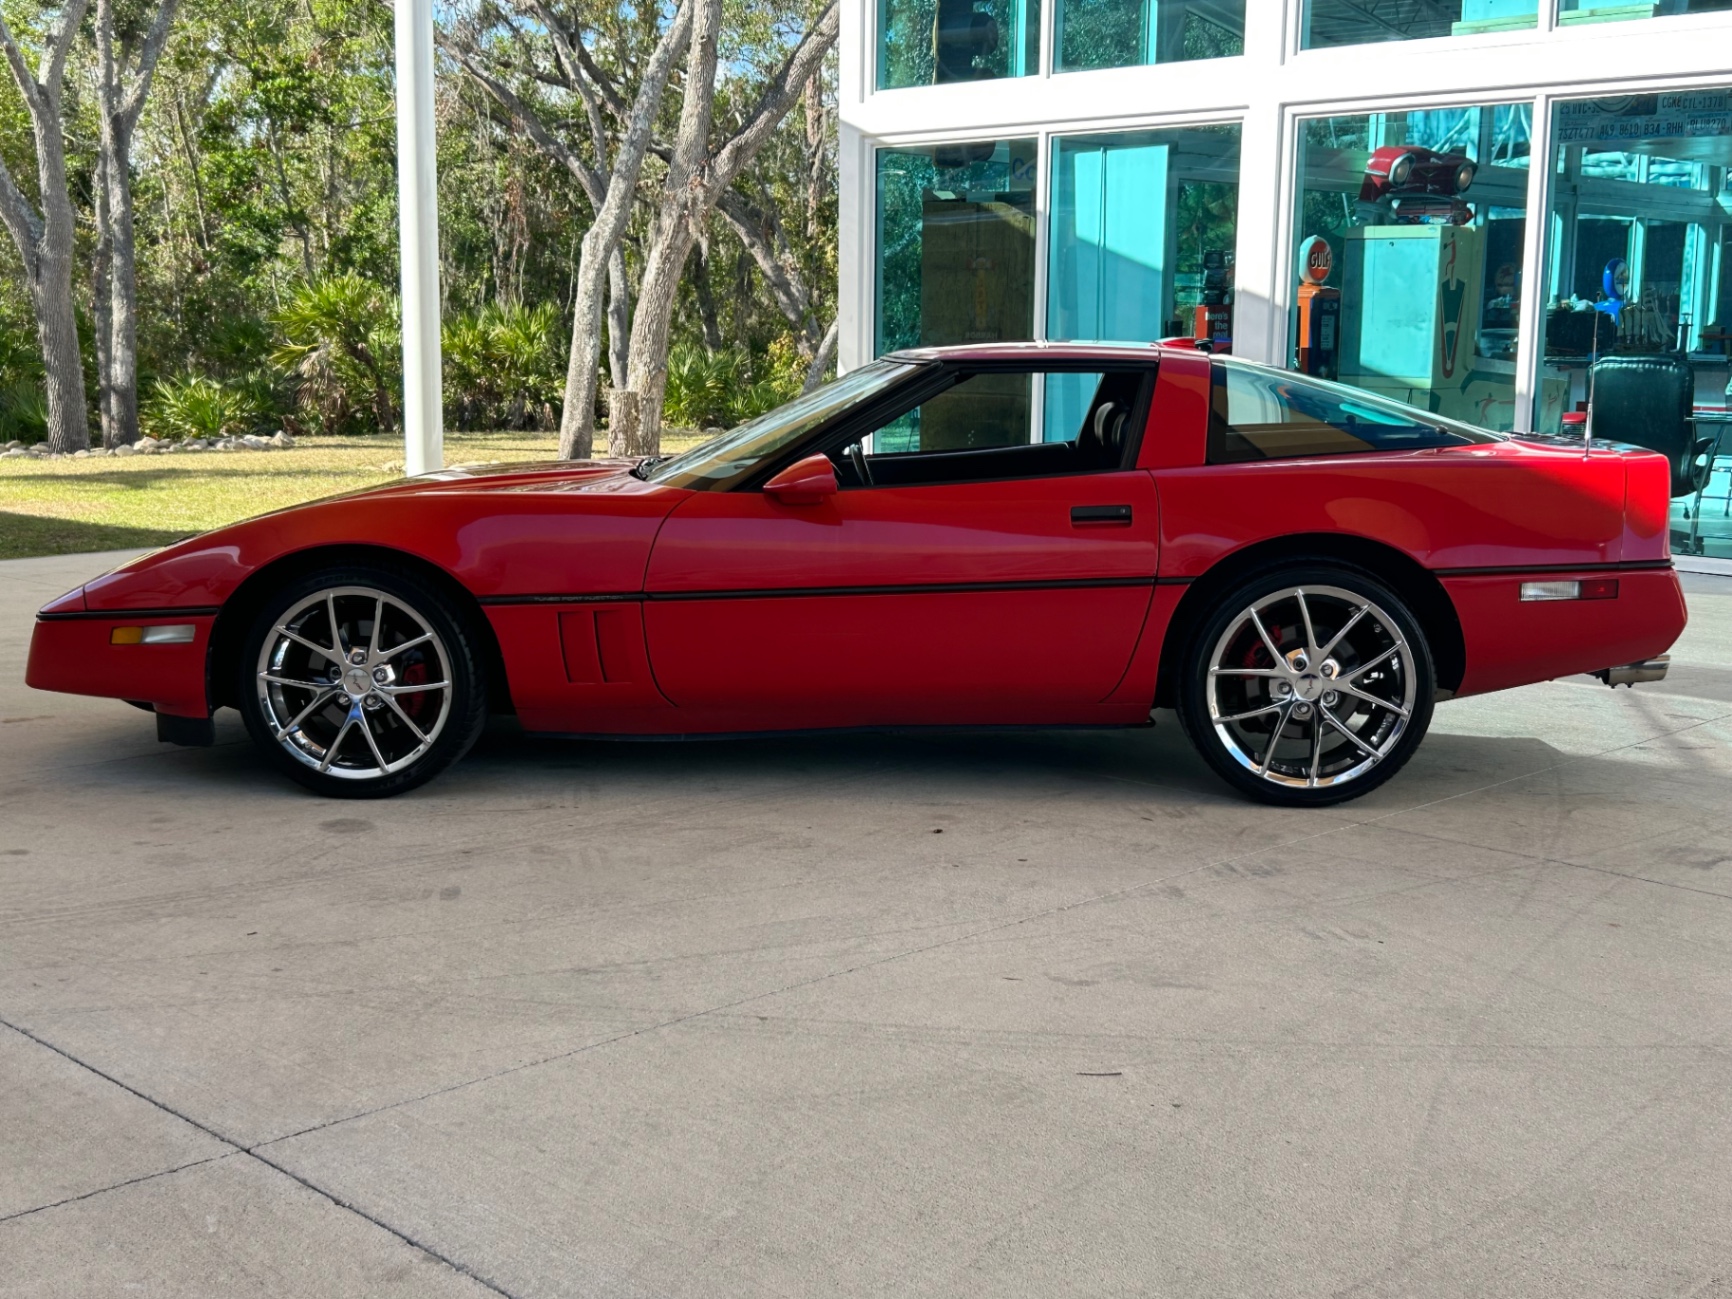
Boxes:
[1520,579,1619,602]
[111,624,196,645]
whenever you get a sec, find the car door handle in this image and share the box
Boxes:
[1071,504,1133,526]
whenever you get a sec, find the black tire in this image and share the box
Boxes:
[237,564,487,798]
[1174,563,1435,807]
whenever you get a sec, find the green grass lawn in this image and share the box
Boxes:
[0,430,708,561]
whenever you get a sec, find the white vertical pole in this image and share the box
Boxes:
[395,0,443,475]
[1514,93,1554,435]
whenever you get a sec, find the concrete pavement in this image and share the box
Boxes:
[2,549,1729,1297]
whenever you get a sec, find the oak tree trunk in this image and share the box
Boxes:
[92,150,117,448]
[104,115,142,446]
[31,242,89,454]
[0,2,94,453]
[557,225,612,459]
[606,245,630,392]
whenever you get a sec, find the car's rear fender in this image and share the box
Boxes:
[1150,532,1467,709]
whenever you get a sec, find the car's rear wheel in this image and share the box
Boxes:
[238,566,486,798]
[1175,565,1434,807]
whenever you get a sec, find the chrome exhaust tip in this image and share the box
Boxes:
[1594,655,1670,687]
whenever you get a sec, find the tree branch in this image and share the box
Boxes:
[43,0,94,99]
[709,0,838,193]
[0,155,43,270]
[802,319,839,392]
[569,30,629,120]
[120,0,184,126]
[442,38,607,206]
[0,8,46,120]
[714,186,818,345]
[519,0,588,107]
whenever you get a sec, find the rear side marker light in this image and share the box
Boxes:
[1519,579,1619,603]
[111,624,196,645]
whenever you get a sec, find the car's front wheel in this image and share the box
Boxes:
[238,566,487,797]
[1176,564,1435,806]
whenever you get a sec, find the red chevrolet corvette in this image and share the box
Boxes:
[27,344,1685,804]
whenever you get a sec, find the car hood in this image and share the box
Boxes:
[355,457,644,498]
[60,457,685,615]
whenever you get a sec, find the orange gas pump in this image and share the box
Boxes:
[1295,236,1340,379]
[1192,250,1233,352]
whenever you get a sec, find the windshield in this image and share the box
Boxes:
[639,360,919,490]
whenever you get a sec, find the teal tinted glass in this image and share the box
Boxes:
[1047,126,1240,347]
[1303,0,1535,47]
[1057,0,1243,71]
[878,0,1041,90]
[875,140,1038,359]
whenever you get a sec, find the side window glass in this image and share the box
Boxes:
[1208,362,1465,463]
[841,368,1148,488]
[876,372,1033,453]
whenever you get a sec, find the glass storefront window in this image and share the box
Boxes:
[1047,125,1238,434]
[1539,91,1732,557]
[1048,126,1240,342]
[1056,0,1244,72]
[1559,0,1732,26]
[874,139,1038,359]
[1288,105,1532,431]
[875,140,1037,450]
[1302,0,1534,47]
[878,0,1040,90]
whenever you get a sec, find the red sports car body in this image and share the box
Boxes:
[26,344,1686,803]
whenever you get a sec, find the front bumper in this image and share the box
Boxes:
[27,609,215,718]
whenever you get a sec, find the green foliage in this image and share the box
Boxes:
[663,334,809,429]
[0,314,47,444]
[271,274,401,435]
[143,374,267,441]
[0,382,49,445]
[442,301,563,430]
[662,344,740,429]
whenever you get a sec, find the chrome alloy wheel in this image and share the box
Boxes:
[255,585,453,780]
[1205,584,1416,791]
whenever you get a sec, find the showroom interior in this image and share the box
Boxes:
[836,0,1732,553]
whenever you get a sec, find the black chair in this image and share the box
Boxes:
[1590,353,1717,497]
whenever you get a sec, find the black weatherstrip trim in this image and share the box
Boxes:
[479,576,1157,606]
[1431,560,1674,578]
[37,606,221,622]
[479,593,640,606]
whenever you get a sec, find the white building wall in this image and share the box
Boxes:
[838,0,1732,431]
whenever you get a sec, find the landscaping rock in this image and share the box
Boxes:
[271,431,296,448]
[113,443,137,457]
[1,448,25,458]
[241,434,271,450]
